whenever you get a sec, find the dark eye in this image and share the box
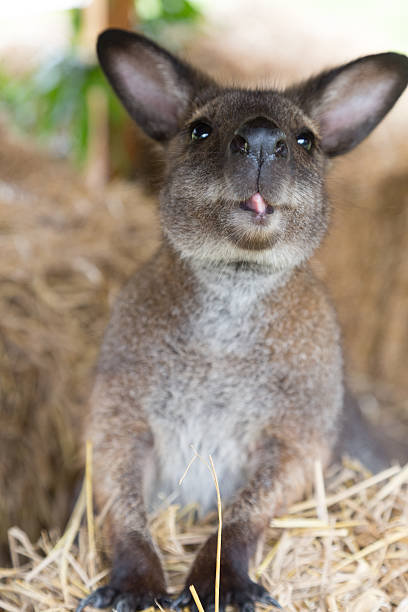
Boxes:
[297,130,315,152]
[191,122,212,142]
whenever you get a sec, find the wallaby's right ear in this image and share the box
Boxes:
[97,29,210,141]
[288,52,408,156]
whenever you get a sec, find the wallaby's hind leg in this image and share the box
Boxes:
[76,378,168,612]
[172,524,281,612]
[172,433,328,611]
[76,535,169,612]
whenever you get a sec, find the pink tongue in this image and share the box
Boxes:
[247,192,267,215]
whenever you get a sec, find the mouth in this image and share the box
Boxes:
[226,191,283,251]
[238,193,275,221]
[239,193,275,215]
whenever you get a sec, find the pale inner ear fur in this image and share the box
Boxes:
[111,48,185,132]
[97,30,206,140]
[316,66,397,152]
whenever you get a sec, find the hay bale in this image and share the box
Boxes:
[0,458,407,611]
[318,143,408,402]
[0,125,159,563]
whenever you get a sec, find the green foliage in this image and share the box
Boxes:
[69,8,83,49]
[0,54,125,164]
[136,0,201,36]
[0,1,201,166]
[135,0,201,46]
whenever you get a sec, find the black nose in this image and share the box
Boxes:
[229,117,288,161]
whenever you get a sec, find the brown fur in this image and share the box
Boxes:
[76,30,408,612]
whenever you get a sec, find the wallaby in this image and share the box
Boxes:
[76,29,408,612]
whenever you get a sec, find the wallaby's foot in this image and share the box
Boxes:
[172,578,281,612]
[76,585,171,611]
[76,586,117,611]
[76,533,169,611]
[171,527,281,611]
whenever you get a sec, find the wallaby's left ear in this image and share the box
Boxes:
[97,28,212,142]
[288,52,408,156]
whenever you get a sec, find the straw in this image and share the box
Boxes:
[1,459,407,611]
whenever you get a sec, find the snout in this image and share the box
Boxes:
[225,116,289,200]
[229,117,288,163]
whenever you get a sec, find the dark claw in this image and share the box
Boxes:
[114,594,138,612]
[245,581,282,609]
[76,586,118,611]
[171,582,281,612]
[156,595,174,609]
[209,604,225,612]
[240,603,255,612]
[170,589,192,610]
[76,587,172,612]
[257,591,282,609]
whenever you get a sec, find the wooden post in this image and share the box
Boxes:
[108,0,134,29]
[80,0,135,188]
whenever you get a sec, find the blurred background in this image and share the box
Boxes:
[0,0,407,564]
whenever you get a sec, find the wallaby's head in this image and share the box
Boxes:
[97,29,408,269]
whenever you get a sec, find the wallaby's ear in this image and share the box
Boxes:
[288,52,408,156]
[97,28,210,141]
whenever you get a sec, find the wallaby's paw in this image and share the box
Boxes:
[76,586,118,611]
[76,585,171,611]
[171,579,281,611]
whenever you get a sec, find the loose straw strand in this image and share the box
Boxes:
[209,455,222,612]
[180,449,222,612]
[86,440,96,579]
